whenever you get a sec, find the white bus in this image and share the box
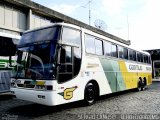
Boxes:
[0,36,17,93]
[10,23,152,106]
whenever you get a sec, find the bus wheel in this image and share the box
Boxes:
[137,80,142,91]
[141,78,147,91]
[84,83,96,105]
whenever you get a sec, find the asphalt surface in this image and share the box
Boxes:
[0,82,160,120]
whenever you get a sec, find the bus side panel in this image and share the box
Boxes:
[117,72,126,91]
[119,61,152,89]
[99,58,116,93]
[100,58,126,92]
[100,58,152,93]
[119,61,138,90]
[147,74,152,85]
[137,73,152,86]
[85,57,112,95]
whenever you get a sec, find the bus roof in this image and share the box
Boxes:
[23,22,130,45]
[23,22,150,56]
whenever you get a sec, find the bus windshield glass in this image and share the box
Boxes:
[18,26,61,47]
[14,43,55,80]
[13,26,61,80]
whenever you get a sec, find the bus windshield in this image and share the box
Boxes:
[14,43,56,80]
[13,26,61,80]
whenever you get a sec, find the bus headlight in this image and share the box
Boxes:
[46,85,53,90]
[35,85,45,90]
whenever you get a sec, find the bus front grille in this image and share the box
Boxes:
[17,84,35,88]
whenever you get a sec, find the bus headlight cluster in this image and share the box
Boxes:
[35,85,53,91]
[35,85,45,90]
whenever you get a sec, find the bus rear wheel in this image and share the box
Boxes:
[137,80,142,91]
[141,78,147,91]
[84,83,96,105]
[137,79,146,91]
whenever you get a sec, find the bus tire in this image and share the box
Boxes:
[84,82,97,105]
[137,80,142,91]
[141,78,147,91]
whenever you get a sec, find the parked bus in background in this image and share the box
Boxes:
[0,36,18,93]
[10,23,152,106]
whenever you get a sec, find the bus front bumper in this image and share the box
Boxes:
[11,88,57,106]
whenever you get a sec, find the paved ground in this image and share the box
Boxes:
[0,82,160,120]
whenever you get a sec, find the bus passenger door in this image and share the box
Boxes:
[57,46,74,83]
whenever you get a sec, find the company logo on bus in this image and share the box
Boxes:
[129,64,142,71]
[128,64,152,71]
[58,86,77,100]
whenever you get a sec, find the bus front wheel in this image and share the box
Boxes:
[84,83,96,105]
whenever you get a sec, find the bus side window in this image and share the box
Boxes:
[140,54,143,62]
[111,44,118,58]
[118,46,124,59]
[95,39,103,55]
[137,52,141,62]
[62,27,81,45]
[143,54,145,63]
[85,34,95,54]
[118,46,128,60]
[85,35,103,56]
[124,47,128,60]
[146,56,149,63]
[144,55,148,63]
[133,51,136,61]
[104,41,111,56]
[129,50,133,61]
[58,27,82,83]
[148,56,151,64]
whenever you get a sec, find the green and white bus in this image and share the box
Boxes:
[0,36,18,93]
[10,23,152,106]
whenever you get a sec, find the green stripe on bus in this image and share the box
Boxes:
[0,59,14,63]
[100,58,126,92]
